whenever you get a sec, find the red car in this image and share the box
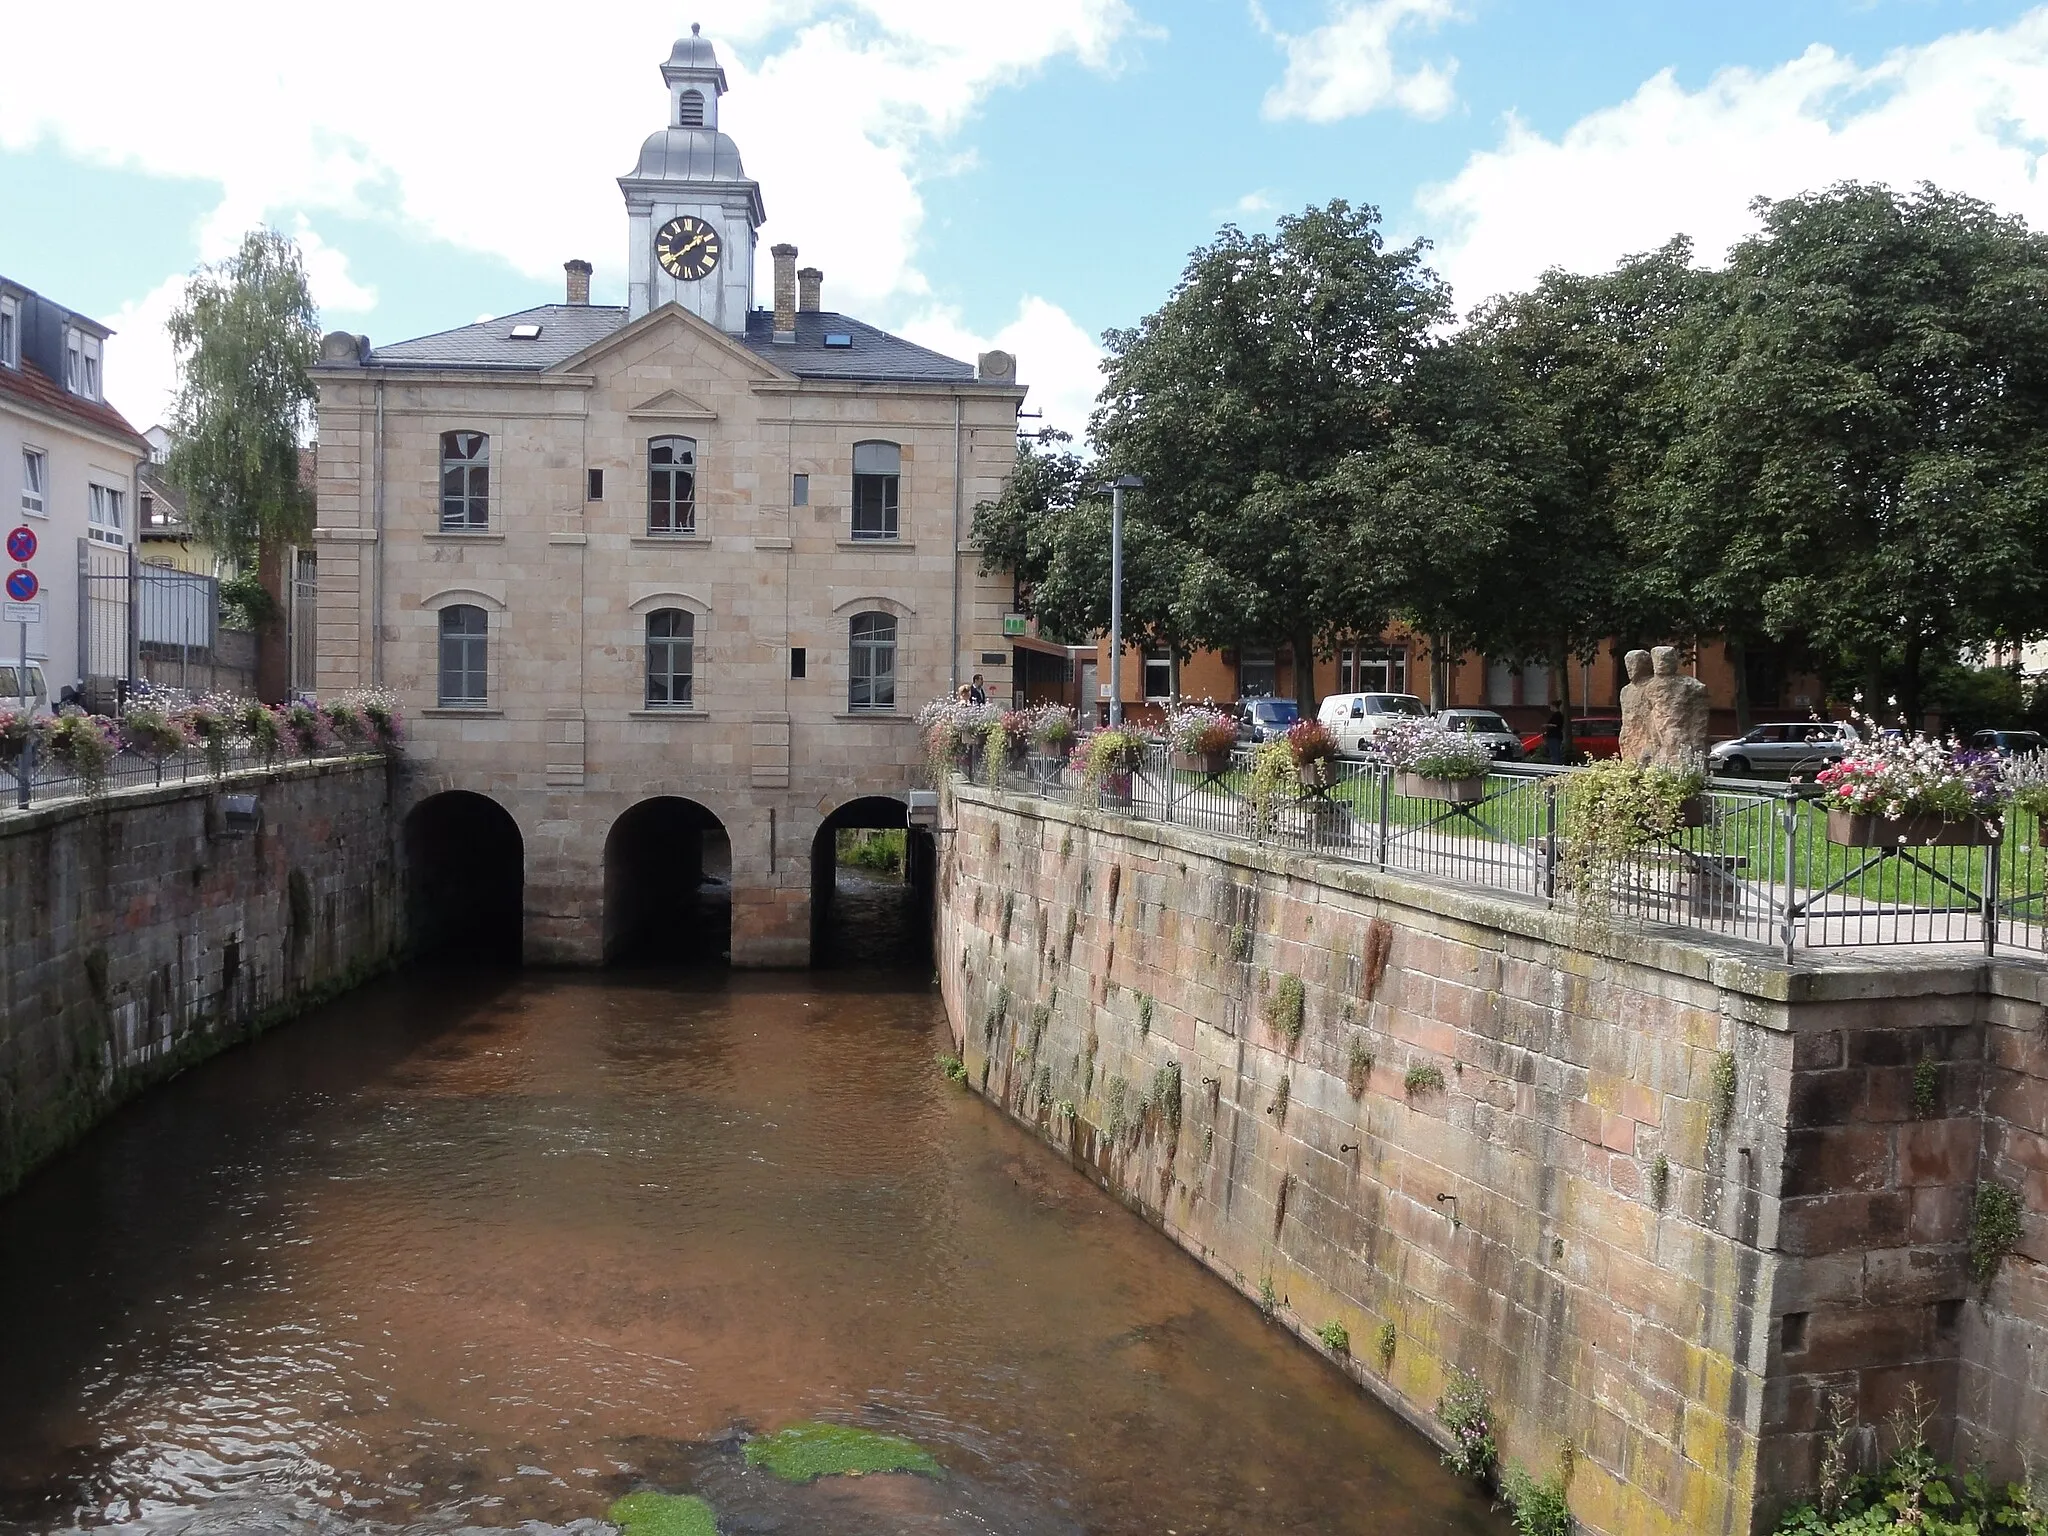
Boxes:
[1519,716,1622,761]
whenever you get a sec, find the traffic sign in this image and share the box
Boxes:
[2,602,40,624]
[5,527,34,563]
[5,569,37,602]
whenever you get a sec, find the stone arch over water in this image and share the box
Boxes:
[810,793,933,968]
[603,796,731,966]
[404,790,524,963]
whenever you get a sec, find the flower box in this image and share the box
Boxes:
[1825,809,1996,848]
[1173,748,1235,777]
[1396,770,1485,804]
[1297,759,1336,791]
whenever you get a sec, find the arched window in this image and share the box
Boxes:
[440,431,490,530]
[645,609,695,709]
[850,440,900,540]
[677,89,705,127]
[648,436,696,535]
[848,611,897,712]
[438,605,488,706]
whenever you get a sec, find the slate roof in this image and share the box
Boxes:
[359,303,979,385]
[0,355,147,450]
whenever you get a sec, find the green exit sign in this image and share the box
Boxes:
[1001,614,1027,636]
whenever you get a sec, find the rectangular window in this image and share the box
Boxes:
[438,606,489,706]
[851,441,900,540]
[66,331,83,393]
[644,609,695,708]
[848,613,897,711]
[88,483,124,545]
[1520,661,1551,705]
[439,430,490,530]
[1143,649,1172,701]
[21,449,46,516]
[648,436,696,534]
[0,296,16,368]
[1485,658,1516,707]
[790,646,806,679]
[791,472,809,507]
[587,468,604,501]
[1238,647,1277,699]
[82,336,101,399]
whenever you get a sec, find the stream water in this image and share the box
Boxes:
[0,951,1500,1534]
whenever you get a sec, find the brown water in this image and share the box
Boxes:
[0,964,1500,1535]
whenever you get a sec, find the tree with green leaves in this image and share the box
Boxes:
[165,228,320,569]
[1653,183,2048,721]
[1086,200,1453,711]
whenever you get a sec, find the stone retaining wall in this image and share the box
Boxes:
[0,759,401,1195]
[937,784,2047,1536]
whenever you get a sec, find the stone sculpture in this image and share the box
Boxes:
[1618,645,1711,768]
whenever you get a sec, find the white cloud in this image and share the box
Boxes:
[1261,0,1460,123]
[1,0,1137,425]
[1421,10,2048,310]
[901,295,1106,440]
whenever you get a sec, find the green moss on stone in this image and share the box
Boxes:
[743,1420,942,1483]
[608,1491,718,1536]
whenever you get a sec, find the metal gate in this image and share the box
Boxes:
[287,547,317,699]
[77,539,226,705]
[78,540,135,711]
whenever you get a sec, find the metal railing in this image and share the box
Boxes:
[1,738,380,817]
[969,744,2044,962]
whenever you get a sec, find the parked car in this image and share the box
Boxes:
[1970,729,2044,758]
[1316,692,1430,758]
[0,662,52,721]
[1436,708,1523,762]
[1518,716,1622,761]
[1707,720,1857,777]
[1236,696,1301,744]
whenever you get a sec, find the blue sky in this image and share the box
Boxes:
[4,1,2046,437]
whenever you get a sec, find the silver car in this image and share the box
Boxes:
[1707,720,1857,777]
[1437,709,1523,762]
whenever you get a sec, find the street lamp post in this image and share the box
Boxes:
[1104,473,1143,727]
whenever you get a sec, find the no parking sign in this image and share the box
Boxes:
[5,526,33,563]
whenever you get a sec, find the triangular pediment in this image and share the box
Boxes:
[547,299,793,383]
[628,387,718,421]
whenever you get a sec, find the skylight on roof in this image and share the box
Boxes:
[509,323,543,340]
[822,333,852,349]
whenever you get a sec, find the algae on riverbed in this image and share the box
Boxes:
[607,1491,718,1536]
[743,1420,943,1483]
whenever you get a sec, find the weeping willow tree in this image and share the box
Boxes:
[164,228,320,568]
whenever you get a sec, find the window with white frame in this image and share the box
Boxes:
[439,431,490,530]
[64,329,101,399]
[82,334,101,399]
[0,296,17,369]
[21,449,46,516]
[88,483,124,545]
[644,609,695,708]
[438,605,489,706]
[647,436,696,534]
[851,441,900,540]
[1337,645,1406,695]
[848,611,897,711]
[1143,648,1173,701]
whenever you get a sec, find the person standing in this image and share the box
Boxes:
[968,674,988,706]
[1544,708,1566,765]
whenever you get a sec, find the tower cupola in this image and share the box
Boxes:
[661,23,726,130]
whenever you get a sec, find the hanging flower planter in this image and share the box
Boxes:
[1395,770,1486,804]
[1174,747,1235,777]
[1825,809,1996,848]
[1676,794,1710,829]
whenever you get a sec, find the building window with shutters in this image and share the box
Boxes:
[848,611,897,711]
[648,436,696,534]
[438,605,489,706]
[439,431,490,530]
[645,609,695,708]
[850,441,900,540]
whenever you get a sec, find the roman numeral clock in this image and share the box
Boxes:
[655,216,722,282]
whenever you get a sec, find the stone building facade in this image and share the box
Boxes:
[311,29,1025,965]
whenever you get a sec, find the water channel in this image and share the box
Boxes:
[0,878,1500,1535]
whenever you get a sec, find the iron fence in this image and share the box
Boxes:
[973,744,2041,962]
[2,738,379,816]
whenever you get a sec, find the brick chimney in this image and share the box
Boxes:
[564,259,592,306]
[797,267,823,313]
[771,243,798,341]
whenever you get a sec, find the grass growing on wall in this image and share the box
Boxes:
[1266,974,1306,1043]
[1404,1062,1445,1097]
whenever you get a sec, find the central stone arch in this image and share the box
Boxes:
[603,796,731,965]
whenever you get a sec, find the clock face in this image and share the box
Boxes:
[655,215,722,282]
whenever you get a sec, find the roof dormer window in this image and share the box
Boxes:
[65,328,101,400]
[678,89,705,127]
[0,296,17,369]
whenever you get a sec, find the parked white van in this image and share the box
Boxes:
[1317,692,1429,758]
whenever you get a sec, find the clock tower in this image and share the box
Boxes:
[619,25,765,331]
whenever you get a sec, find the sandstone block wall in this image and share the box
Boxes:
[0,760,401,1195]
[937,784,2047,1536]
